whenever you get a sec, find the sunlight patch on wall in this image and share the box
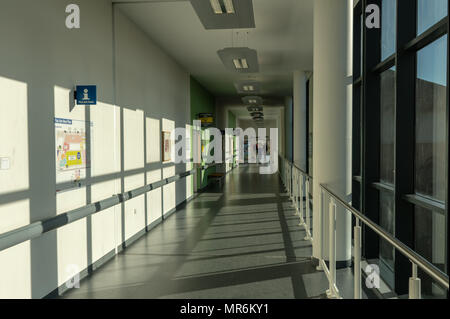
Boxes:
[0,199,31,298]
[0,76,29,195]
[56,187,87,287]
[124,173,145,240]
[147,169,162,225]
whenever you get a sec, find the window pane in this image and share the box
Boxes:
[415,35,448,201]
[415,206,447,298]
[379,191,395,271]
[417,0,448,35]
[380,68,396,184]
[381,0,396,60]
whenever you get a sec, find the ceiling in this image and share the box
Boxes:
[114,0,314,98]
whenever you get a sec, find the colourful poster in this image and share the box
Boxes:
[55,118,92,183]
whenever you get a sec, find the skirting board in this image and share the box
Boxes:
[45,194,196,299]
[44,248,116,299]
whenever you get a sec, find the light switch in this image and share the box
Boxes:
[0,157,10,170]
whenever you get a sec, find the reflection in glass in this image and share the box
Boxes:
[417,0,448,35]
[380,68,396,184]
[415,35,447,201]
[415,207,447,298]
[381,0,396,60]
[379,191,395,271]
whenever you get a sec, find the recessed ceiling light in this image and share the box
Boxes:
[209,0,235,15]
[243,96,263,105]
[218,48,258,73]
[223,0,235,13]
[190,0,255,30]
[232,58,249,70]
[235,81,260,94]
[233,59,242,69]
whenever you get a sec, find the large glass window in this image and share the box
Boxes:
[414,34,448,298]
[379,67,396,285]
[415,207,447,298]
[380,68,396,184]
[415,35,448,201]
[381,0,396,60]
[355,0,449,297]
[417,0,448,35]
[380,192,395,271]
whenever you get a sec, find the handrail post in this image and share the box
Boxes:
[294,171,300,214]
[316,188,324,271]
[354,218,362,299]
[304,179,312,241]
[291,168,296,208]
[299,175,306,226]
[296,172,300,215]
[409,263,421,299]
[289,165,293,200]
[326,198,338,299]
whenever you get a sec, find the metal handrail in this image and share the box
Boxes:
[278,154,449,297]
[0,164,220,253]
[321,183,449,291]
[279,157,313,242]
[292,163,312,181]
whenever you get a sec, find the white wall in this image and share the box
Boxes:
[0,0,191,298]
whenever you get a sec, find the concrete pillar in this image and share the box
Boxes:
[312,0,353,266]
[293,70,307,171]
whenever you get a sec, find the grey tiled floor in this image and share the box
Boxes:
[61,165,357,299]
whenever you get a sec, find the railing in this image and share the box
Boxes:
[279,157,313,243]
[279,156,449,299]
[0,164,217,253]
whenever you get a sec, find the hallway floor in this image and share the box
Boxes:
[61,165,357,299]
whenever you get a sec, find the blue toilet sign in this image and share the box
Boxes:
[76,85,97,105]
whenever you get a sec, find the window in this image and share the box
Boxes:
[380,68,396,185]
[380,192,395,271]
[415,35,448,201]
[417,0,448,35]
[354,0,449,296]
[415,207,447,297]
[381,0,396,60]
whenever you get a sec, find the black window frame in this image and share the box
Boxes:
[353,0,449,295]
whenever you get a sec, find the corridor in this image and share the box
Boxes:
[1,0,447,302]
[62,165,328,299]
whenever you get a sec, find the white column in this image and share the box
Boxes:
[312,0,353,265]
[293,70,307,171]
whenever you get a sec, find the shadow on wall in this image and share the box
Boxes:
[0,2,191,298]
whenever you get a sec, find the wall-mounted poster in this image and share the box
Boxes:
[162,131,171,162]
[55,117,93,183]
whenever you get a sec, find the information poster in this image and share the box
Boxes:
[55,117,93,183]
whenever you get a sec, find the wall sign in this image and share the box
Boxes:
[162,131,172,162]
[76,85,97,105]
